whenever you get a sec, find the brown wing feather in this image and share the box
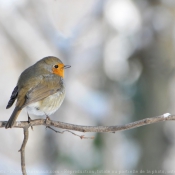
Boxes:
[20,75,62,108]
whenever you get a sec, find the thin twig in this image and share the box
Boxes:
[46,126,94,139]
[18,127,29,175]
[1,113,174,133]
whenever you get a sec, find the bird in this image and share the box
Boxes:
[5,56,71,129]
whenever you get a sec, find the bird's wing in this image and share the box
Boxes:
[6,86,18,109]
[17,75,63,108]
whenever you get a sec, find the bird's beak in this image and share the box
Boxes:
[63,65,71,69]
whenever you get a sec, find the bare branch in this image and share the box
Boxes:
[1,113,175,132]
[18,127,29,175]
[2,113,174,175]
[46,126,94,139]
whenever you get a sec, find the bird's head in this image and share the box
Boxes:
[37,56,71,78]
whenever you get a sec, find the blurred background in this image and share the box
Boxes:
[0,0,175,174]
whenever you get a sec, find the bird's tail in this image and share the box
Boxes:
[5,107,21,129]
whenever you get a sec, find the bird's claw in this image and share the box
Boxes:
[27,114,33,130]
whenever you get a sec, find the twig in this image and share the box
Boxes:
[46,126,94,139]
[0,113,174,132]
[18,127,29,175]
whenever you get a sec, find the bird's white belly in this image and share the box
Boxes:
[26,91,65,116]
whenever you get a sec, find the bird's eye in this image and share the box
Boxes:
[54,65,58,68]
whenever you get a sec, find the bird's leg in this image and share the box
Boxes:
[44,113,51,124]
[44,113,57,131]
[27,113,33,130]
[44,113,51,126]
[46,116,51,121]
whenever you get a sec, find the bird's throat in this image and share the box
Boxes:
[52,65,64,77]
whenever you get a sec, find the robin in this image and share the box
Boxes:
[5,56,71,128]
